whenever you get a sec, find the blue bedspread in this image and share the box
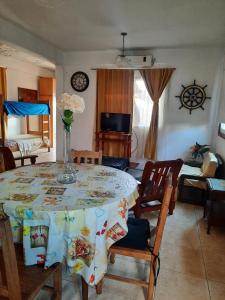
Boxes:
[4,101,50,116]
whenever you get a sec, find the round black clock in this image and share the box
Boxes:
[70,71,89,92]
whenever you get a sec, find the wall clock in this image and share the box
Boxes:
[71,71,89,92]
[176,80,211,114]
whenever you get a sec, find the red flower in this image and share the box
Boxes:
[89,274,95,284]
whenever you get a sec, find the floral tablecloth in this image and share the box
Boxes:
[0,162,138,285]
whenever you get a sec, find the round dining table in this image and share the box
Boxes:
[0,162,138,286]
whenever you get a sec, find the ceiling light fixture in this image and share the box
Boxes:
[116,32,131,67]
[116,32,155,69]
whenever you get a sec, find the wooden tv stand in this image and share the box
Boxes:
[96,131,132,158]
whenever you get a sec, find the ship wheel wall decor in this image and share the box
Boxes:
[176,80,211,114]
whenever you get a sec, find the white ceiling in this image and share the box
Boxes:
[0,42,55,69]
[0,0,224,51]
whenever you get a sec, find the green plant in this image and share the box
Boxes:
[191,142,210,159]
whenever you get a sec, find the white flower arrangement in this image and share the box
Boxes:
[58,93,85,132]
[58,93,85,113]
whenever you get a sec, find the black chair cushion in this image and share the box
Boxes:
[114,217,150,250]
[102,156,129,170]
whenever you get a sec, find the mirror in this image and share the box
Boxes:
[218,123,225,139]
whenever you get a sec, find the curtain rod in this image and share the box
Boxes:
[91,67,176,70]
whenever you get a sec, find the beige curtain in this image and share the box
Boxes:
[0,67,7,141]
[140,68,175,160]
[96,69,134,157]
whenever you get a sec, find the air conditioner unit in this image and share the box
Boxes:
[116,55,155,68]
[126,55,155,67]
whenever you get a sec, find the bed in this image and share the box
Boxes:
[0,98,51,154]
[5,134,49,155]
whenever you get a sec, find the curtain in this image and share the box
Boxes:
[0,67,7,141]
[140,68,174,160]
[132,71,152,159]
[96,69,134,157]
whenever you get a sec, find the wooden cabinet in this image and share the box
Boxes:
[38,77,55,147]
[96,131,132,158]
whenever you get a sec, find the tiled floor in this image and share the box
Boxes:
[17,156,225,299]
[15,147,56,167]
[36,201,225,300]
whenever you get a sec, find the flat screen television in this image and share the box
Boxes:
[101,112,130,133]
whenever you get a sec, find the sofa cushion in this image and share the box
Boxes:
[179,164,203,177]
[184,179,207,189]
[114,217,150,250]
[179,165,205,189]
[201,152,218,177]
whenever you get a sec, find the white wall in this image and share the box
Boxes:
[0,54,55,136]
[56,47,224,161]
[214,56,225,162]
[56,50,119,160]
[154,48,224,160]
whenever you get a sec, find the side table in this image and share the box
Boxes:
[206,178,225,234]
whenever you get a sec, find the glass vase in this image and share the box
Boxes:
[57,126,77,184]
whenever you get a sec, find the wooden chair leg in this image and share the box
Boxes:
[168,200,175,215]
[81,277,88,300]
[147,261,156,300]
[110,253,115,264]
[203,200,207,218]
[53,264,62,300]
[96,279,103,295]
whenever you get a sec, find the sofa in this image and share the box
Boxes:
[178,152,222,203]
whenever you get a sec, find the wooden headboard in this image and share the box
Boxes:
[18,87,39,135]
[18,87,38,103]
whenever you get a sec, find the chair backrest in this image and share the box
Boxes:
[0,147,16,171]
[139,159,183,204]
[152,174,173,256]
[0,203,22,299]
[71,150,102,165]
[0,152,5,173]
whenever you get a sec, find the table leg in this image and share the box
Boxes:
[207,196,214,234]
[81,277,88,300]
[110,253,115,264]
[203,203,207,218]
[96,279,103,295]
[203,189,207,218]
[30,157,36,165]
[21,158,24,166]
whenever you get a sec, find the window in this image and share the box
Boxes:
[131,71,153,159]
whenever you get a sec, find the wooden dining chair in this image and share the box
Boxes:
[133,159,183,216]
[0,203,62,300]
[0,146,16,171]
[71,149,102,165]
[97,174,173,300]
[0,152,5,173]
